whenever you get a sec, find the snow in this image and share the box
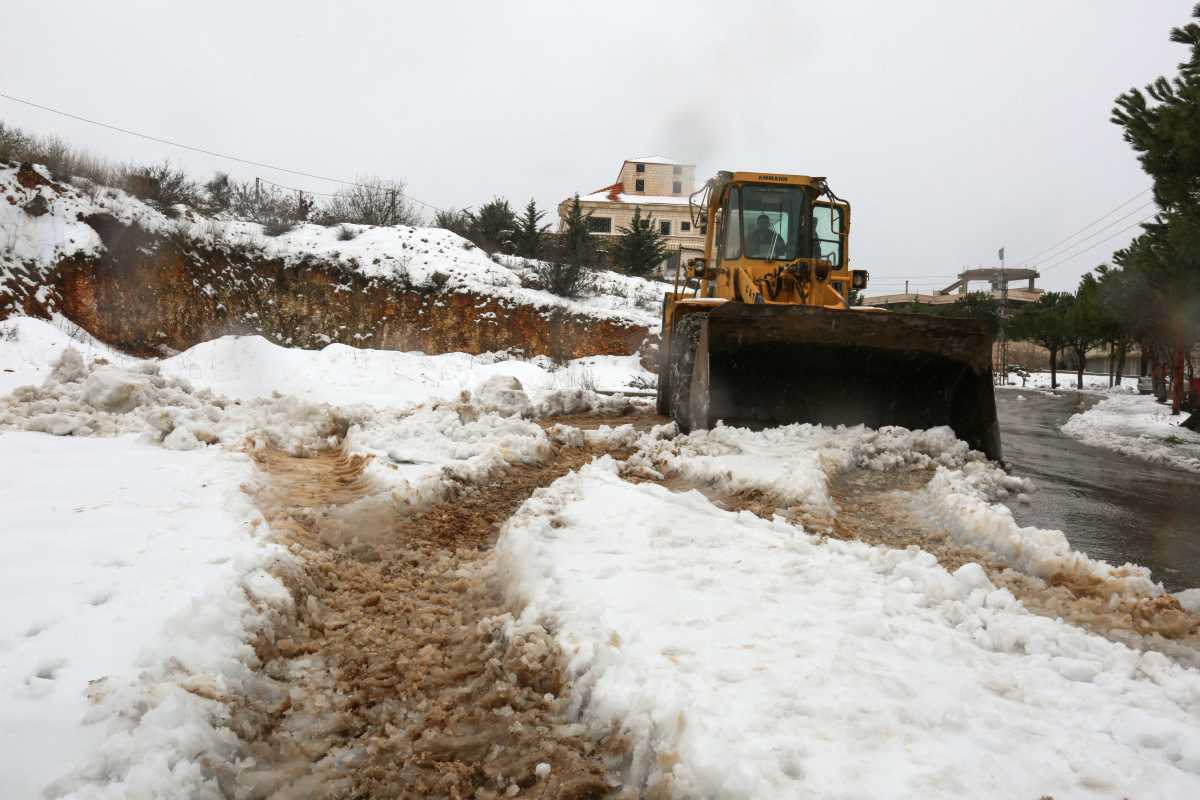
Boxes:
[998,370,1137,392]
[159,331,653,409]
[1061,393,1200,473]
[5,298,1199,798]
[0,316,133,395]
[0,165,103,281]
[0,321,653,798]
[627,156,688,166]
[917,460,1160,593]
[0,431,286,800]
[580,190,693,206]
[499,457,1200,798]
[624,421,1162,598]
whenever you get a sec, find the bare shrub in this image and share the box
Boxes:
[533,233,598,298]
[0,120,122,186]
[336,224,359,241]
[323,175,421,227]
[433,207,470,237]
[122,161,202,213]
[227,180,304,235]
[204,172,234,214]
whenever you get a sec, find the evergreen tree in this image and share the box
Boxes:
[535,194,598,297]
[612,207,669,276]
[464,197,517,253]
[1007,292,1074,389]
[925,291,1002,333]
[559,193,599,269]
[510,198,550,259]
[1111,5,1200,412]
[1065,275,1109,389]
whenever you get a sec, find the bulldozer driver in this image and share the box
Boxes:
[747,213,786,259]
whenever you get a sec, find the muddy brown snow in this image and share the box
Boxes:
[238,431,642,799]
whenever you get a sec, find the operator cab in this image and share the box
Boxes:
[710,179,847,267]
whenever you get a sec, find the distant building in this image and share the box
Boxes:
[864,267,1044,309]
[559,157,706,275]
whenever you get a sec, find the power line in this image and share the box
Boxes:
[1016,187,1152,267]
[1031,200,1156,267]
[0,89,444,212]
[1039,211,1159,273]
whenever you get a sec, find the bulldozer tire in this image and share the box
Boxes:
[669,313,705,433]
[656,342,670,416]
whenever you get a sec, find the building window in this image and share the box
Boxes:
[635,179,645,192]
[659,220,671,235]
[672,181,682,194]
[587,216,612,234]
[635,163,645,173]
[673,165,682,175]
[680,221,691,232]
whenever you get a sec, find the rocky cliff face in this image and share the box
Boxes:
[2,206,649,360]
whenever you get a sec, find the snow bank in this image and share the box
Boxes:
[0,344,353,455]
[0,315,133,396]
[917,460,1162,595]
[0,432,291,799]
[625,420,1168,603]
[0,327,636,797]
[1061,393,1200,473]
[158,330,654,409]
[498,459,1200,798]
[628,422,974,519]
[999,370,1137,393]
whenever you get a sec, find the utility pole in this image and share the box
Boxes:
[998,246,1008,381]
[255,177,261,204]
[389,190,397,226]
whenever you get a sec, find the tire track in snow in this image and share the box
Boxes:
[238,435,638,799]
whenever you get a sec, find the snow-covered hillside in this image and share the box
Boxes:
[0,163,662,330]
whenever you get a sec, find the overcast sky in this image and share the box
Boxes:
[5,1,1193,292]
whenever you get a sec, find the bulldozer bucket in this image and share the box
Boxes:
[684,303,1002,461]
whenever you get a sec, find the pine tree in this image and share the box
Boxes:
[535,194,598,297]
[612,207,669,276]
[1111,5,1200,413]
[464,197,517,253]
[511,198,549,259]
[1007,292,1074,389]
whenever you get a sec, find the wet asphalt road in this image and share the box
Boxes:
[995,390,1200,592]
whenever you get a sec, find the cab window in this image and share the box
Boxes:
[720,186,741,260]
[811,204,843,266]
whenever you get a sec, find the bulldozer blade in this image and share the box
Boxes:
[690,303,1002,461]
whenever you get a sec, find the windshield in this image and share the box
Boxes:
[741,185,808,261]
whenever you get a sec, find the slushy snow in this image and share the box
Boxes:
[498,457,1200,798]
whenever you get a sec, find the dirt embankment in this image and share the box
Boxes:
[240,427,644,799]
[1,206,648,361]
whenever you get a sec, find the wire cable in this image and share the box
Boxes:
[0,89,444,212]
[1015,187,1152,267]
[1039,212,1159,273]
[1030,199,1156,267]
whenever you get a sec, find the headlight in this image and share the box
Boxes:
[851,270,869,289]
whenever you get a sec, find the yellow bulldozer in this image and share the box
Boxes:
[657,170,1003,461]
